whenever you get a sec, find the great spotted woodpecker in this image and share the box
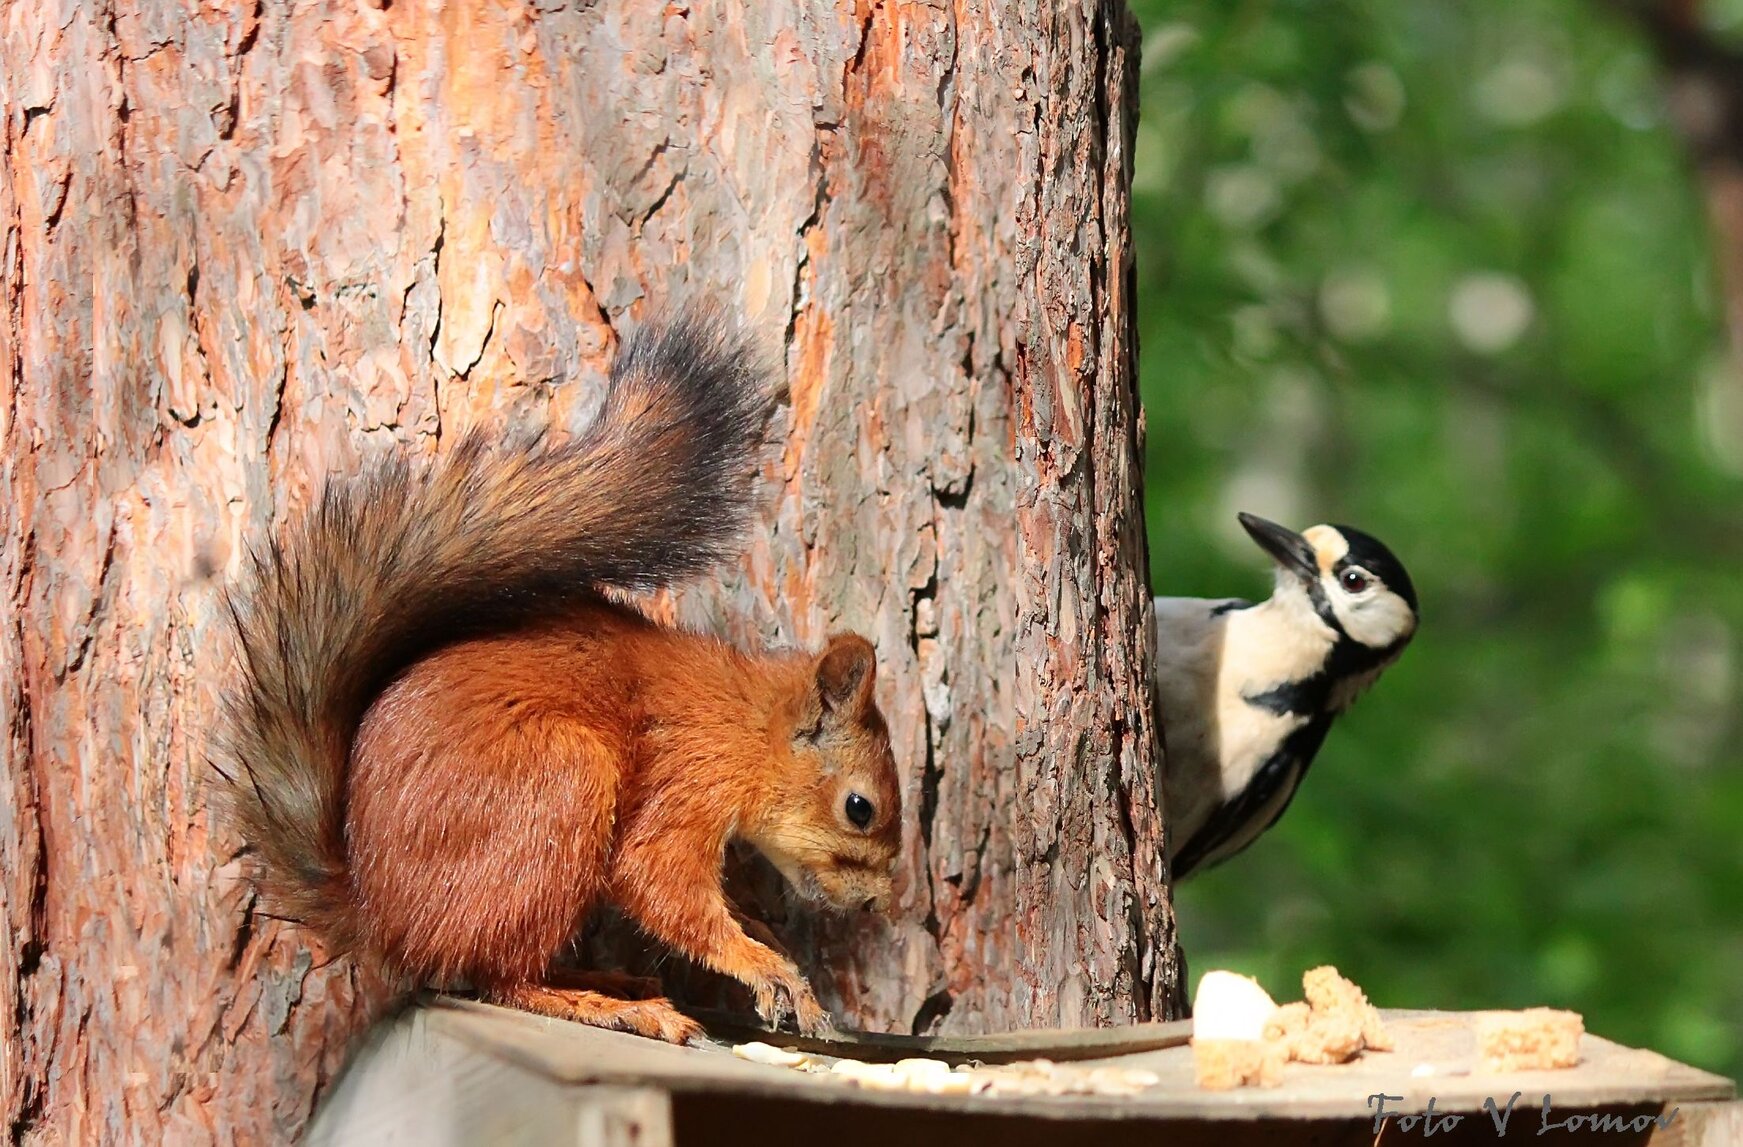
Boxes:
[1154,513,1418,880]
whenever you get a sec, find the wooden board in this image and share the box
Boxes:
[424,996,1735,1124]
[678,1006,1191,1064]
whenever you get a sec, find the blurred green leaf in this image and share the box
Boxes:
[1132,0,1743,1080]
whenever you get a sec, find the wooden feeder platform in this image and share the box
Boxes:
[306,996,1739,1146]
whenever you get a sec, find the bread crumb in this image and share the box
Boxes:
[1301,965,1393,1056]
[1263,1000,1312,1045]
[830,1060,910,1091]
[1263,996,1362,1065]
[821,1055,1158,1098]
[1190,968,1286,1088]
[971,1059,1162,1097]
[1192,970,1279,1041]
[732,1041,810,1067]
[1083,1066,1163,1095]
[1193,964,1393,1089]
[1475,1008,1583,1072]
[1193,1037,1287,1090]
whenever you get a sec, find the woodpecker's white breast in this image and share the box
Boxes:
[1152,583,1338,858]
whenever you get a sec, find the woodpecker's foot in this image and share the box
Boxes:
[490,983,703,1045]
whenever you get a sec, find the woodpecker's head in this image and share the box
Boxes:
[1238,512,1419,653]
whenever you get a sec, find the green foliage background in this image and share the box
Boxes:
[1129,0,1743,1078]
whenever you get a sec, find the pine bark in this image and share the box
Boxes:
[0,0,1178,1140]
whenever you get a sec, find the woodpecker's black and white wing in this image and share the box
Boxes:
[1168,715,1330,880]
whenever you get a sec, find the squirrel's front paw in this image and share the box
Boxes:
[752,965,834,1037]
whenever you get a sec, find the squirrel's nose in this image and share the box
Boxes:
[860,896,879,912]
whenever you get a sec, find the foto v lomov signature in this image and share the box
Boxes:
[1368,1092,1681,1136]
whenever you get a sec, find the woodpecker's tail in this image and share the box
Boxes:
[212,310,772,950]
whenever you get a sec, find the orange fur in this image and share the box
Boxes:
[213,312,902,1044]
[346,600,900,1038]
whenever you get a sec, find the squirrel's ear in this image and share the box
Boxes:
[816,633,876,719]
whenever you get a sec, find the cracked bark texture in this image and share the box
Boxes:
[0,0,1180,1140]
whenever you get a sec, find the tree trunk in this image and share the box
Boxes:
[1622,1,1743,464]
[0,0,1178,1140]
[1626,2,1743,344]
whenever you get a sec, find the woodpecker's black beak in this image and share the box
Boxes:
[1238,513,1319,579]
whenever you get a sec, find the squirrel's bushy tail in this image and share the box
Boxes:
[213,310,771,950]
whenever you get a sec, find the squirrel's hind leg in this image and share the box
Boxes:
[489,982,703,1045]
[545,966,664,1001]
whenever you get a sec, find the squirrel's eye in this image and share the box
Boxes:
[844,792,874,829]
[1339,568,1371,593]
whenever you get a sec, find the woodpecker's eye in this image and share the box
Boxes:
[844,792,874,829]
[1339,568,1372,593]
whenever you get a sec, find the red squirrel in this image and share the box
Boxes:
[214,311,902,1044]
